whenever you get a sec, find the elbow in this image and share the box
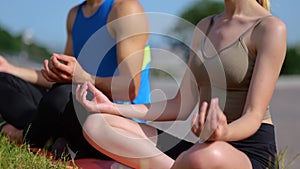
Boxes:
[176,102,193,121]
[128,85,139,102]
[177,112,190,121]
[128,80,140,102]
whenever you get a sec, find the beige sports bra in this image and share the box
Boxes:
[190,15,272,122]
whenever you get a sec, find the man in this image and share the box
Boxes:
[0,0,151,159]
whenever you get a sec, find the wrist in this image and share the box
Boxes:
[111,103,120,116]
[86,73,96,85]
[6,64,16,75]
[222,125,231,141]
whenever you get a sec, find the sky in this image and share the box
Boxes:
[0,0,299,53]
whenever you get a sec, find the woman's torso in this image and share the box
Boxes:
[191,14,272,123]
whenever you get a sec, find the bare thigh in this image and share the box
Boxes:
[84,113,158,143]
[172,141,252,169]
[83,113,174,168]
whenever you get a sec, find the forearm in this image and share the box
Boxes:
[113,98,178,121]
[225,113,262,141]
[10,66,53,88]
[112,92,196,121]
[93,75,138,102]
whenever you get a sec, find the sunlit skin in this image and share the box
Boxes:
[75,0,286,168]
[41,0,149,101]
[0,0,149,143]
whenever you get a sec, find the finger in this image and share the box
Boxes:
[80,88,92,111]
[44,59,63,81]
[80,82,88,100]
[87,81,100,96]
[213,98,223,120]
[51,54,72,76]
[43,59,50,72]
[200,99,216,141]
[212,98,220,125]
[191,113,200,136]
[41,69,55,82]
[50,55,73,81]
[198,101,208,131]
[54,53,72,63]
[76,84,81,102]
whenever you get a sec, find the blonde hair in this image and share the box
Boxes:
[257,0,270,11]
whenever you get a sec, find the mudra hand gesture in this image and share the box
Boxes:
[76,81,116,114]
[192,98,228,142]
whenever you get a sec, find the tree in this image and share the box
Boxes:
[281,45,300,75]
[0,26,51,62]
[169,0,223,62]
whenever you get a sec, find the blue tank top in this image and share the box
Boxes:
[72,0,151,122]
[72,0,117,77]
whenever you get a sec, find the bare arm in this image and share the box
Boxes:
[0,56,53,88]
[77,63,199,121]
[0,5,80,88]
[90,0,149,101]
[224,17,287,141]
[42,1,148,101]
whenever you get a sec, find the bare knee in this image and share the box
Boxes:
[173,141,228,169]
[82,113,134,143]
[83,113,108,139]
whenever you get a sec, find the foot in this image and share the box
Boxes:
[111,162,132,169]
[1,123,23,144]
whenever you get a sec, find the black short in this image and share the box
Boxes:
[156,123,278,169]
[229,123,278,169]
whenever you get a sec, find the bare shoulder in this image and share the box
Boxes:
[66,4,80,28]
[195,15,216,33]
[68,5,80,20]
[256,16,286,37]
[112,0,144,17]
[253,15,287,61]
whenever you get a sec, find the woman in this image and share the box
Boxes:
[76,0,286,168]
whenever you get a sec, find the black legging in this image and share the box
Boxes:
[0,72,46,129]
[24,83,110,159]
[24,83,72,147]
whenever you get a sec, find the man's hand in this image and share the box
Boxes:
[0,55,14,74]
[41,53,91,83]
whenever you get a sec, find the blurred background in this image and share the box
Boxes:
[0,0,299,168]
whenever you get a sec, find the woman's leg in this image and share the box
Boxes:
[171,141,252,169]
[83,113,174,169]
[61,99,112,160]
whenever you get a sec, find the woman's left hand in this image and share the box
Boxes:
[192,98,228,142]
[76,81,115,114]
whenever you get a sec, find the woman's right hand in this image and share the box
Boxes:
[0,55,14,74]
[76,81,116,114]
[192,98,228,142]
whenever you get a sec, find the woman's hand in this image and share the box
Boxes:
[41,53,91,83]
[76,81,116,114]
[192,98,228,142]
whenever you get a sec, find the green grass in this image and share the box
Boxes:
[1,133,299,169]
[0,134,79,169]
[273,147,300,169]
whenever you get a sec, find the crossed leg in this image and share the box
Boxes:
[171,141,252,169]
[83,113,252,169]
[83,113,174,169]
